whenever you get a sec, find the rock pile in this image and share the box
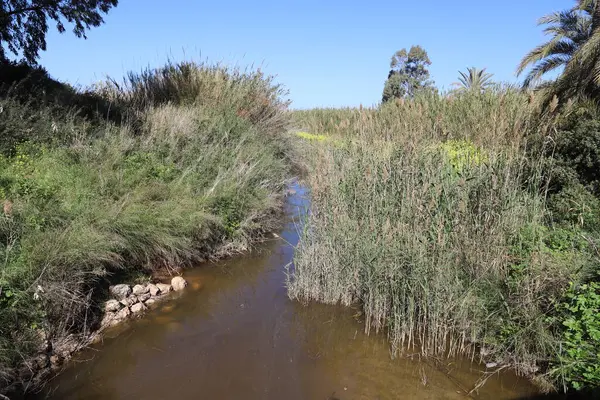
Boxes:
[4,276,190,396]
[101,277,186,329]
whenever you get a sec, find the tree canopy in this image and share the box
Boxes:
[382,45,433,102]
[0,0,118,64]
[517,0,600,107]
[454,67,494,93]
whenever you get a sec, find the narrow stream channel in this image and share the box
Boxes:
[35,183,538,400]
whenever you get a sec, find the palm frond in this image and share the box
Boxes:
[522,55,570,88]
[539,10,581,28]
[517,38,565,76]
[454,67,494,92]
[518,1,598,99]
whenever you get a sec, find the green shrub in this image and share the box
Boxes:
[546,116,600,196]
[438,139,487,173]
[552,282,600,390]
[549,184,600,233]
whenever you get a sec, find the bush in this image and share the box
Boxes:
[548,184,600,233]
[0,61,123,128]
[101,60,290,136]
[438,139,487,173]
[552,282,600,390]
[545,112,600,196]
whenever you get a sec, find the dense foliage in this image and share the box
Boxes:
[552,282,600,390]
[0,0,118,64]
[517,0,600,108]
[381,46,434,102]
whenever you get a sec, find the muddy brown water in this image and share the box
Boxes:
[34,184,539,400]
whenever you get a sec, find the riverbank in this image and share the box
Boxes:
[0,61,296,396]
[288,92,600,393]
[32,183,538,400]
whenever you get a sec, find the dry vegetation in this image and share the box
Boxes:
[289,89,600,391]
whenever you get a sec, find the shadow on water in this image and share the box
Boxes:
[31,182,561,400]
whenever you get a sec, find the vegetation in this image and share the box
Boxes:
[290,87,600,392]
[551,282,600,390]
[454,67,494,93]
[0,0,118,64]
[287,1,600,393]
[0,61,295,392]
[517,0,600,108]
[382,46,434,102]
[3,0,600,396]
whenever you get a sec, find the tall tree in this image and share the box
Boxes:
[382,45,433,102]
[454,67,494,93]
[517,0,600,106]
[0,0,118,64]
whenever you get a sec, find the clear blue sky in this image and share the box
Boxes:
[38,0,567,109]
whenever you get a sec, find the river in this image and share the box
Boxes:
[34,184,538,400]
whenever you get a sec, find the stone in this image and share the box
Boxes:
[120,296,138,307]
[148,283,161,296]
[101,312,118,328]
[104,299,122,312]
[132,284,149,296]
[131,302,147,313]
[156,283,172,294]
[36,329,51,352]
[56,334,79,358]
[144,298,157,306]
[38,339,52,353]
[161,304,175,313]
[101,306,131,328]
[49,354,62,367]
[116,306,131,320]
[485,362,498,369]
[88,333,102,345]
[137,292,151,302]
[109,284,131,300]
[171,276,187,291]
[34,354,49,369]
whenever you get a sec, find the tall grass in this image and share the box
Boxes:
[0,61,295,391]
[293,88,530,149]
[288,89,592,389]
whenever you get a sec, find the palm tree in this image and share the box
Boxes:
[517,0,600,106]
[454,67,494,92]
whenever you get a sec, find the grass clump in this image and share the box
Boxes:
[0,60,295,392]
[288,88,600,391]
